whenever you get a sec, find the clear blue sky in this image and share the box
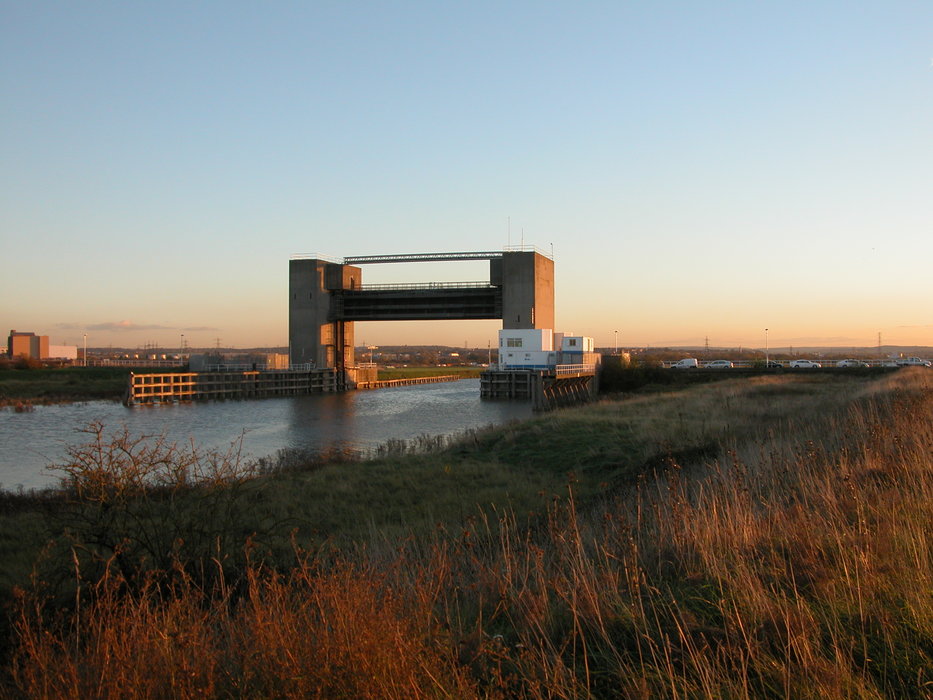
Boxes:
[3,1,931,351]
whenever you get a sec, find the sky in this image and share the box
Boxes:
[2,1,931,352]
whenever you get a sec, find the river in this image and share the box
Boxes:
[0,379,533,491]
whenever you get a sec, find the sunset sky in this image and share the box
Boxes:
[3,2,931,351]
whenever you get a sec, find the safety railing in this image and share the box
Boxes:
[555,364,597,375]
[89,358,186,368]
[289,253,343,264]
[659,359,907,369]
[492,363,597,374]
[502,244,553,259]
[353,281,495,292]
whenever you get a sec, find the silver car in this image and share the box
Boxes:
[706,360,734,369]
[790,359,821,369]
[836,359,868,368]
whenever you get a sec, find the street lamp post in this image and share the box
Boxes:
[765,328,769,367]
[180,333,185,356]
[83,334,87,367]
[614,330,619,354]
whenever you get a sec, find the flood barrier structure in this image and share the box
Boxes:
[289,250,554,374]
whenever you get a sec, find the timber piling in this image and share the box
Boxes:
[124,369,462,405]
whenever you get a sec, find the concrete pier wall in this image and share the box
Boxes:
[289,258,359,370]
[481,367,597,411]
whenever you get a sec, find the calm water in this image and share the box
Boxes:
[0,379,532,491]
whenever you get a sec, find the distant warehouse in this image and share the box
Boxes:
[7,330,77,361]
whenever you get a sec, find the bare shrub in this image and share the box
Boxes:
[12,356,43,370]
[44,421,263,587]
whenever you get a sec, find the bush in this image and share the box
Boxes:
[12,356,43,370]
[44,421,266,588]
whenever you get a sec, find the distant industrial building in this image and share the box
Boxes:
[188,352,289,372]
[7,330,77,361]
[8,330,48,359]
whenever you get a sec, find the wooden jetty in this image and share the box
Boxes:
[355,375,460,390]
[124,368,459,405]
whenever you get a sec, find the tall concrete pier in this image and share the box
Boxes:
[289,258,361,371]
[289,250,554,370]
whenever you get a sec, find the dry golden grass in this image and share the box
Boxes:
[6,370,931,698]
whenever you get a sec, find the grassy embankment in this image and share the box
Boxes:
[377,366,485,380]
[1,370,931,697]
[0,367,161,407]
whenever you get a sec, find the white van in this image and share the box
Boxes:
[670,358,699,369]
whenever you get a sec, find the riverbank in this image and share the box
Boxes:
[0,367,131,406]
[2,370,930,697]
[0,365,487,407]
[0,362,786,409]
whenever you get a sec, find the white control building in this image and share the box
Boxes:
[497,329,598,370]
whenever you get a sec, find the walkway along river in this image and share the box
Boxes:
[0,379,533,491]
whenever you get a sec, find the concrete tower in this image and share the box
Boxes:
[493,251,555,330]
[288,258,360,370]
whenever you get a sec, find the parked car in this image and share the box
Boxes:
[895,357,932,367]
[836,359,869,368]
[670,358,699,369]
[706,360,734,369]
[765,360,783,369]
[790,359,821,369]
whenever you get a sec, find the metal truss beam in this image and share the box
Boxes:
[343,252,504,265]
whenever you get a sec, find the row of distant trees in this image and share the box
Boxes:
[0,355,63,369]
[623,347,880,363]
[366,347,494,366]
[365,345,882,367]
